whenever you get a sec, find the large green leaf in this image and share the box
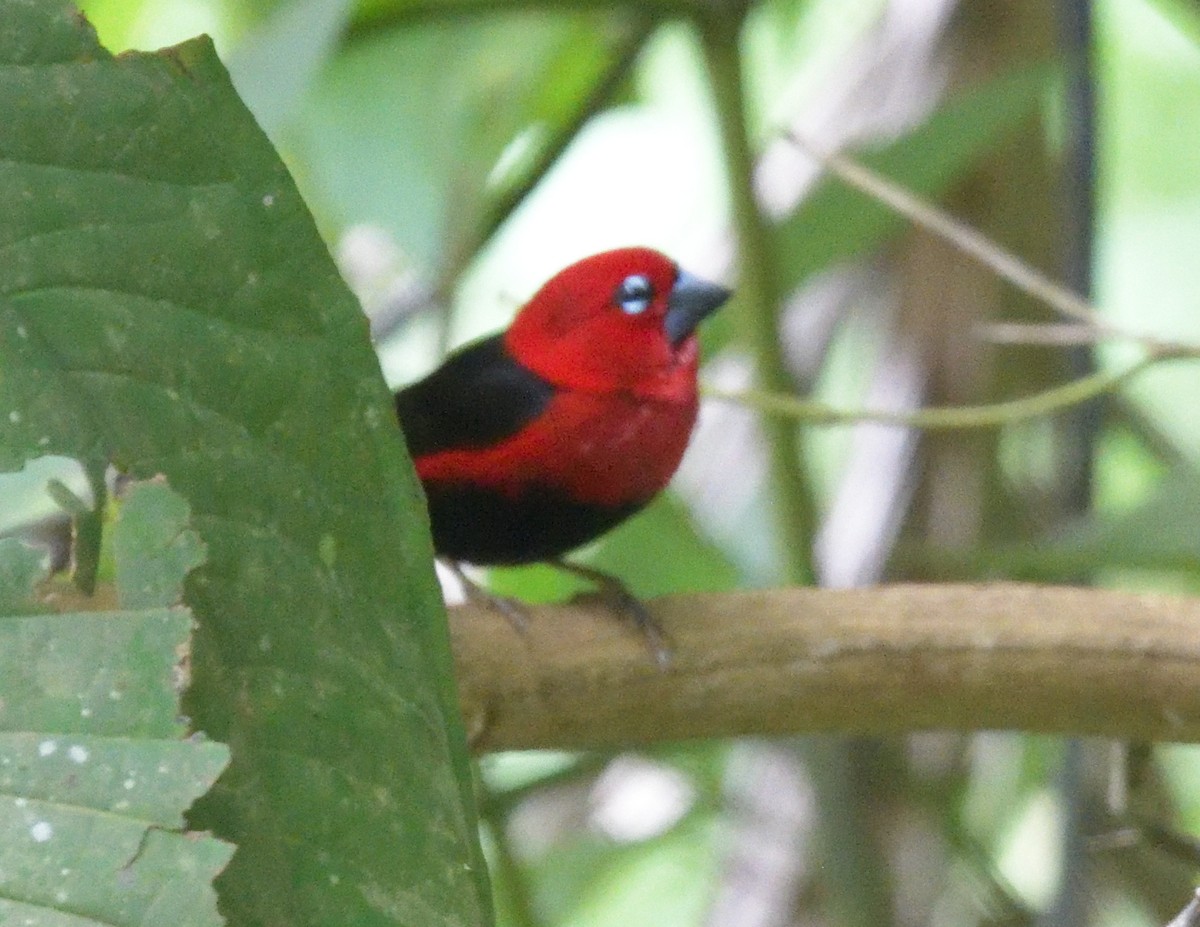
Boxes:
[0,3,490,925]
[0,480,231,926]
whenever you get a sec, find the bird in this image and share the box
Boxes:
[395,247,730,663]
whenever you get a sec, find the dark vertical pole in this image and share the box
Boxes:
[1059,0,1099,510]
[1046,3,1097,927]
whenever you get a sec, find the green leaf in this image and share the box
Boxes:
[0,537,50,610]
[0,478,231,926]
[0,607,191,737]
[584,493,740,599]
[956,464,1200,581]
[0,4,490,926]
[1046,465,1200,573]
[113,479,207,609]
[0,720,231,927]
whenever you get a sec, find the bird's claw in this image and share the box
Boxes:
[552,559,673,669]
[442,558,673,668]
[619,595,673,670]
[442,559,530,633]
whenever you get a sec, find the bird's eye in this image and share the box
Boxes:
[615,274,654,315]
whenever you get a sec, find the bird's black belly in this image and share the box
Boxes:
[423,481,643,565]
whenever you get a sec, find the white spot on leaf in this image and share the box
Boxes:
[30,821,52,842]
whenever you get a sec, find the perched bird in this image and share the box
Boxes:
[395,247,730,662]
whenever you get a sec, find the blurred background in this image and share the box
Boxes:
[35,0,1200,924]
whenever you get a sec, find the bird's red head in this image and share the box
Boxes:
[504,248,730,400]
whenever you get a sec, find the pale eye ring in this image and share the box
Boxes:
[615,274,654,315]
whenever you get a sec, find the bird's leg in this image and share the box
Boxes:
[548,559,672,668]
[441,559,529,633]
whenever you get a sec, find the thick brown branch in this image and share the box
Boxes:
[450,583,1200,752]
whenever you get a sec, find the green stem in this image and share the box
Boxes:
[697,8,816,586]
[704,356,1163,430]
[71,459,107,595]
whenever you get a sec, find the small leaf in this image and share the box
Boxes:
[114,479,207,609]
[0,478,231,926]
[0,537,50,610]
[586,494,740,600]
[1048,466,1200,572]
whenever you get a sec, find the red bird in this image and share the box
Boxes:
[395,247,729,660]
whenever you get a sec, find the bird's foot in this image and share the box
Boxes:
[441,559,529,633]
[549,559,672,669]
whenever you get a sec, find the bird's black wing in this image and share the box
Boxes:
[394,333,556,458]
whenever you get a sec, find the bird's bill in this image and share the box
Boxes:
[664,269,731,346]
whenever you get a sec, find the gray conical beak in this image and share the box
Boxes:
[664,269,731,346]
